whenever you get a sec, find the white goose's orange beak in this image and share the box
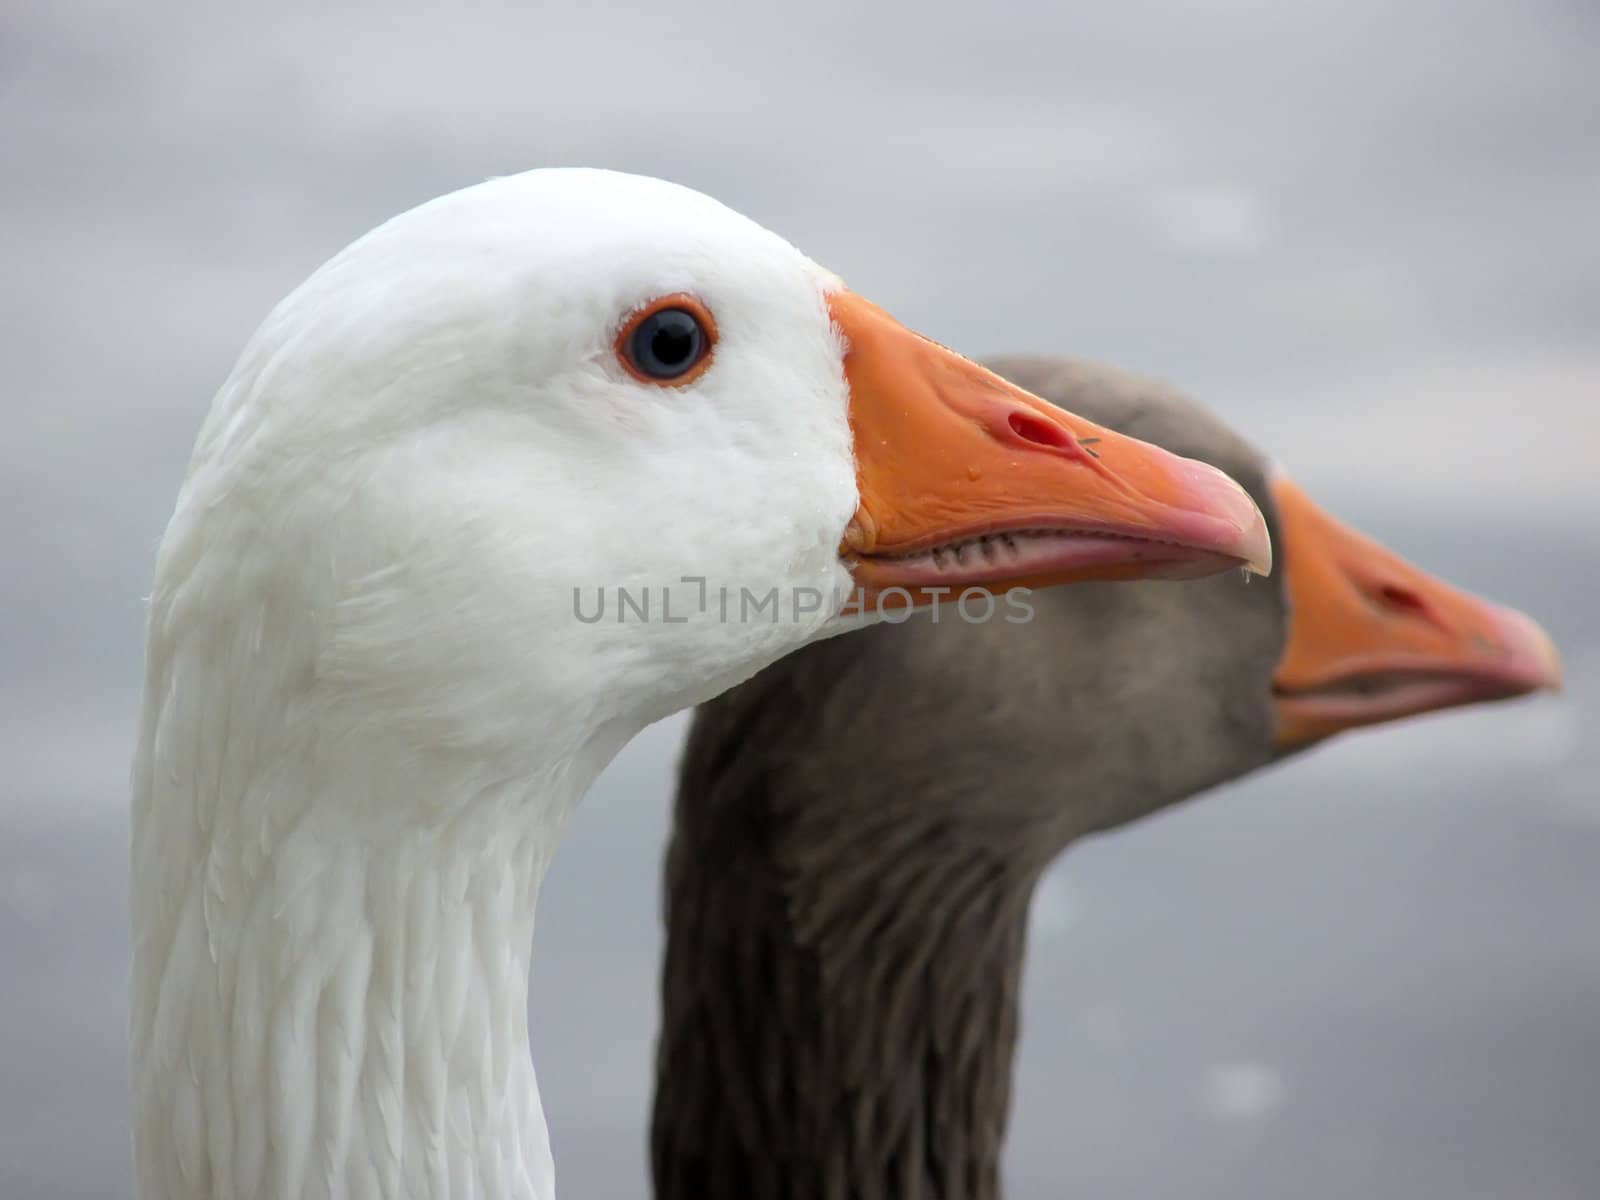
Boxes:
[1271,475,1562,746]
[828,292,1272,608]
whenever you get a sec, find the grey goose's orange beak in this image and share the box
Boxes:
[1271,475,1561,746]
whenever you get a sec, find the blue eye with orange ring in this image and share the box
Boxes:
[616,295,716,385]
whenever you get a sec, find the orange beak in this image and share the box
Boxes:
[829,292,1272,607]
[1271,475,1562,747]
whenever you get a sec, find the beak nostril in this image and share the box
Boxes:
[1006,411,1076,452]
[1375,583,1428,617]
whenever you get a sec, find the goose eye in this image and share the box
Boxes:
[617,296,716,385]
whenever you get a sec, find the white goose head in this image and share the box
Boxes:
[132,168,1270,1199]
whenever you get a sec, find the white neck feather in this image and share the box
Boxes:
[130,624,635,1199]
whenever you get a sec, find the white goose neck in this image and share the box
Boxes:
[130,696,627,1200]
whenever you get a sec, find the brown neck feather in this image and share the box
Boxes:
[651,677,1037,1200]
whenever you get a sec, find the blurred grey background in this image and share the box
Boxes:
[3,1,1597,1196]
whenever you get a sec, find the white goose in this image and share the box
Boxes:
[130,168,1271,1200]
